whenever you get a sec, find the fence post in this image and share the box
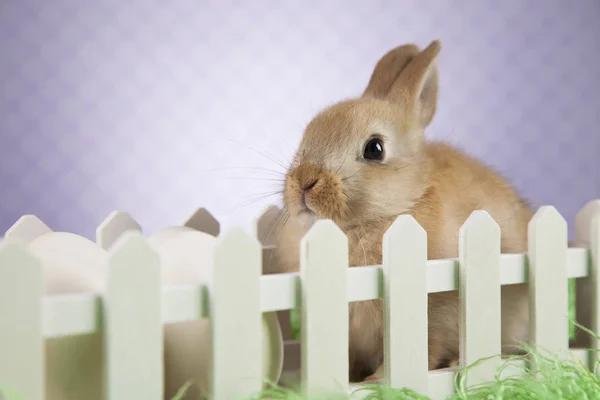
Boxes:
[254,205,300,383]
[458,211,502,385]
[96,211,142,250]
[299,219,349,397]
[0,244,44,400]
[589,214,600,368]
[3,215,51,245]
[382,215,428,392]
[528,206,569,364]
[104,232,163,400]
[183,207,220,236]
[210,228,263,400]
[574,200,600,350]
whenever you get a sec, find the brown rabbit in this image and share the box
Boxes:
[272,40,532,382]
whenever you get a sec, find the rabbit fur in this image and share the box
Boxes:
[270,40,533,382]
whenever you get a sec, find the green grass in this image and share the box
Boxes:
[0,386,25,400]
[569,278,576,338]
[172,381,194,400]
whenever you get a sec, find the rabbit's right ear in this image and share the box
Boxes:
[386,40,442,129]
[362,44,421,99]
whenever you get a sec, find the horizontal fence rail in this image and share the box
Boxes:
[36,247,591,338]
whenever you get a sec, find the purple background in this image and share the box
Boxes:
[1,0,599,240]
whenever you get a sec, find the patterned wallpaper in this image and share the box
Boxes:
[1,0,599,240]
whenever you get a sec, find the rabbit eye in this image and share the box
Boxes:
[363,137,385,161]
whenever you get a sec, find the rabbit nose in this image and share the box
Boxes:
[300,179,318,211]
[302,179,318,192]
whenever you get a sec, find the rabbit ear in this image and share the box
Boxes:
[386,40,441,129]
[362,44,421,99]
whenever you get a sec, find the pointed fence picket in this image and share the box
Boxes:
[253,205,299,383]
[590,214,600,364]
[183,207,221,236]
[3,215,52,245]
[382,215,428,392]
[96,211,142,250]
[0,244,44,400]
[574,200,600,349]
[210,228,263,400]
[528,206,570,361]
[458,211,502,385]
[104,232,163,400]
[300,219,349,397]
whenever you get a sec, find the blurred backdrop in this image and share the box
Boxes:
[1,0,599,240]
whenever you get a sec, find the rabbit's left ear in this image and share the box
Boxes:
[362,44,421,99]
[386,40,441,129]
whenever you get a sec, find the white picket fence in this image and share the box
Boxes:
[0,200,599,400]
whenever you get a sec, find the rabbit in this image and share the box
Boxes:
[271,40,533,382]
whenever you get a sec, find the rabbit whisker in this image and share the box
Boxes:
[347,207,368,267]
[342,169,362,181]
[335,147,352,175]
[225,190,284,214]
[216,137,290,172]
[204,166,286,177]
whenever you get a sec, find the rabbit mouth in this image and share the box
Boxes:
[296,202,317,227]
[299,209,315,219]
[299,192,314,215]
[299,205,316,220]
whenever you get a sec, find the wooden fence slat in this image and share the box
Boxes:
[96,211,142,251]
[528,206,569,360]
[381,215,428,392]
[253,204,294,356]
[590,214,600,365]
[104,232,162,400]
[589,214,600,367]
[458,211,502,385]
[574,200,600,349]
[3,215,52,245]
[299,219,349,397]
[210,228,262,400]
[0,244,44,400]
[183,207,220,236]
